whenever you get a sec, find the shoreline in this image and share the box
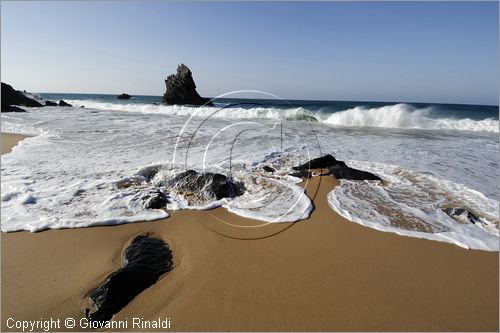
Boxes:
[1,132,498,331]
[0,133,30,154]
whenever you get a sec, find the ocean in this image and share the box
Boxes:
[1,93,498,250]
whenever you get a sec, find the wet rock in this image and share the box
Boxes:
[2,105,26,112]
[1,82,43,108]
[166,170,241,200]
[329,161,381,181]
[289,170,313,179]
[138,165,161,181]
[262,165,275,173]
[85,235,173,322]
[292,154,381,181]
[162,64,213,106]
[45,101,58,106]
[143,190,169,209]
[117,93,131,100]
[443,207,480,224]
[58,100,72,107]
[292,154,337,170]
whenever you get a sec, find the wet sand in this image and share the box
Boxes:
[1,132,498,331]
[1,133,30,154]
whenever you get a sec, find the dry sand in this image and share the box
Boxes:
[1,133,498,331]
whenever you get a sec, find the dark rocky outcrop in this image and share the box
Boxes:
[164,170,242,200]
[162,64,213,106]
[292,154,381,181]
[117,93,131,100]
[443,207,481,224]
[58,100,72,107]
[85,235,173,322]
[1,82,42,112]
[45,101,58,106]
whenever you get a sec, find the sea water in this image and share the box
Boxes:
[1,93,498,250]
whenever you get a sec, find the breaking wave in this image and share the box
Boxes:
[64,100,498,133]
[322,103,499,133]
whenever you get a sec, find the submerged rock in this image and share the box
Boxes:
[85,235,173,322]
[292,154,381,181]
[1,82,43,111]
[58,100,72,107]
[165,170,242,200]
[117,93,131,100]
[443,207,481,224]
[45,101,58,106]
[162,64,213,106]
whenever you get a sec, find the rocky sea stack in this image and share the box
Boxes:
[162,64,213,106]
[117,93,131,100]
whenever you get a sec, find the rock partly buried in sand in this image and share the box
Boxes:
[58,100,72,107]
[292,154,381,181]
[143,190,169,209]
[85,235,173,322]
[45,101,58,106]
[162,64,213,106]
[117,93,131,100]
[1,82,43,112]
[443,207,481,224]
[165,170,242,200]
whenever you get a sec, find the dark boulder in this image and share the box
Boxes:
[262,165,275,173]
[2,105,26,112]
[162,64,213,106]
[58,100,72,107]
[117,93,131,100]
[165,170,241,200]
[292,154,381,181]
[292,154,337,170]
[45,101,58,106]
[329,161,381,181]
[443,207,481,224]
[143,190,169,209]
[85,235,173,322]
[1,82,43,109]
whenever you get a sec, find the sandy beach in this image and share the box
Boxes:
[0,132,498,331]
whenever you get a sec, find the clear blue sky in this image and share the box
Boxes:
[1,1,498,105]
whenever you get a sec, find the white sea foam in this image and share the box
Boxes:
[64,99,319,122]
[327,160,499,251]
